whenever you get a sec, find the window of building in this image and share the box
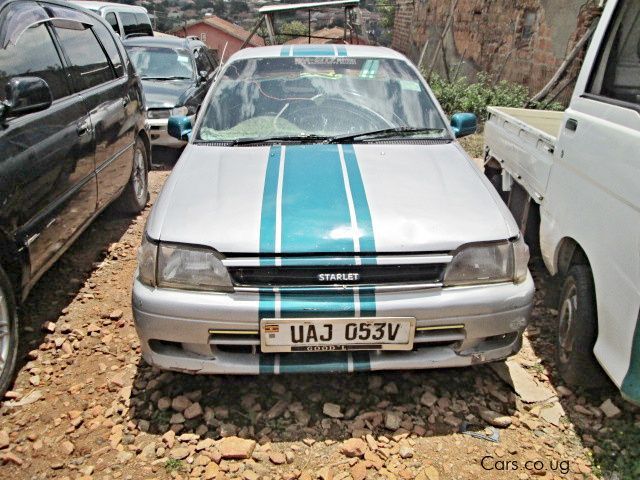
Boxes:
[200,32,207,42]
[0,22,69,102]
[54,23,115,90]
[520,10,537,44]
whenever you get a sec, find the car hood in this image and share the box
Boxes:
[147,142,518,254]
[141,79,193,109]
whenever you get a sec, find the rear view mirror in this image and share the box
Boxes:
[451,113,477,138]
[168,115,192,141]
[1,77,52,121]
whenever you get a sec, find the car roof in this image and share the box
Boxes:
[123,35,203,49]
[227,44,408,63]
[68,1,148,14]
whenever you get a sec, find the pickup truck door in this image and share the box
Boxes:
[549,0,640,393]
[0,11,97,283]
[51,11,135,209]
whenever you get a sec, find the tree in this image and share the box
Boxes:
[376,0,395,30]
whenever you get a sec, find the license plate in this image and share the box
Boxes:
[260,317,416,353]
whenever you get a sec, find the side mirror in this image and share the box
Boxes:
[168,115,192,141]
[1,77,52,121]
[198,70,208,83]
[450,112,477,138]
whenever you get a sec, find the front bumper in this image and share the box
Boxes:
[146,115,195,148]
[132,273,534,374]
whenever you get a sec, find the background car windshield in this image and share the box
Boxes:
[196,57,448,141]
[127,46,193,79]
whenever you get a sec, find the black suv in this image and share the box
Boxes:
[124,36,218,147]
[0,0,150,395]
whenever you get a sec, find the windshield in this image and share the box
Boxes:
[126,46,194,80]
[196,56,449,143]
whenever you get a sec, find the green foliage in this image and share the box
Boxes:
[375,0,395,29]
[275,21,308,44]
[164,458,184,472]
[591,419,640,480]
[426,72,564,122]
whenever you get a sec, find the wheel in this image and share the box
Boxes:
[0,265,19,398]
[118,137,149,213]
[556,265,609,387]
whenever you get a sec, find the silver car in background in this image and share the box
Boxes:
[132,45,533,375]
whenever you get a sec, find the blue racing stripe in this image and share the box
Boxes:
[336,45,347,56]
[280,45,292,57]
[291,45,337,56]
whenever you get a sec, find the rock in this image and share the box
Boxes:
[203,462,220,479]
[600,399,621,419]
[384,411,402,431]
[417,465,440,480]
[109,309,123,320]
[162,430,176,448]
[351,462,367,480]
[574,404,593,416]
[170,413,185,424]
[218,436,256,459]
[139,442,157,460]
[0,430,9,449]
[269,451,287,465]
[170,447,190,460]
[243,471,260,480]
[479,408,512,428]
[0,452,23,466]
[195,454,210,466]
[491,361,555,403]
[383,382,399,394]
[340,438,367,458]
[539,402,566,426]
[61,440,75,455]
[399,446,413,459]
[556,386,573,397]
[157,397,171,410]
[116,451,134,464]
[323,403,343,419]
[420,391,438,408]
[266,400,288,420]
[171,395,192,412]
[42,321,56,333]
[3,389,42,407]
[184,402,203,419]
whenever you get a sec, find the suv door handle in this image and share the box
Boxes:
[76,121,92,136]
[565,118,578,131]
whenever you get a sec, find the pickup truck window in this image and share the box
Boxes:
[196,57,447,142]
[588,0,640,106]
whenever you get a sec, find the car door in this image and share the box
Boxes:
[51,8,136,209]
[0,3,97,281]
[548,0,640,391]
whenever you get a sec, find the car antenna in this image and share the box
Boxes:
[219,41,228,66]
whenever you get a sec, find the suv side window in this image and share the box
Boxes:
[194,47,213,74]
[0,22,69,103]
[105,12,119,34]
[93,22,124,77]
[54,23,115,90]
[120,12,153,37]
[588,1,640,106]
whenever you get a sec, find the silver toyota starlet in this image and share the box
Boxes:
[132,44,534,375]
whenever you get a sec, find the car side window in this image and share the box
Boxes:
[120,12,152,37]
[206,49,219,70]
[105,12,119,34]
[0,22,69,103]
[54,23,115,90]
[588,1,640,106]
[93,22,124,77]
[194,48,212,74]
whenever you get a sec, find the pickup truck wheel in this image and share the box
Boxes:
[556,265,609,387]
[0,266,18,397]
[118,137,149,213]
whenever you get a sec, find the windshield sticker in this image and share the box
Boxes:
[399,80,421,91]
[294,57,356,66]
[359,60,379,79]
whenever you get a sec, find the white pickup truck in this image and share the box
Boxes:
[484,0,640,404]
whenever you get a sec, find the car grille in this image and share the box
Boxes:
[147,108,171,119]
[227,263,446,288]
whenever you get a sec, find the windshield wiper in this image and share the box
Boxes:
[327,127,450,143]
[224,134,332,146]
[141,76,192,80]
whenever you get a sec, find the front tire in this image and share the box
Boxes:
[118,137,149,213]
[556,265,608,387]
[0,266,19,398]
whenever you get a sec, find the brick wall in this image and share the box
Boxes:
[392,0,601,101]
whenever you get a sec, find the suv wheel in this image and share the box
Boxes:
[556,265,609,387]
[0,266,19,397]
[118,137,149,213]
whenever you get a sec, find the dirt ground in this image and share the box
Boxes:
[1,160,639,480]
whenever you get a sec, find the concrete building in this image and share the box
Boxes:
[170,16,264,58]
[392,0,602,99]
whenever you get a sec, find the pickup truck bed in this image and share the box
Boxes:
[484,106,565,203]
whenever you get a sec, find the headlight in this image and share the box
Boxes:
[157,243,232,291]
[170,106,189,116]
[137,235,158,286]
[444,238,529,286]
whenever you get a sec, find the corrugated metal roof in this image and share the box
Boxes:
[258,0,360,14]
